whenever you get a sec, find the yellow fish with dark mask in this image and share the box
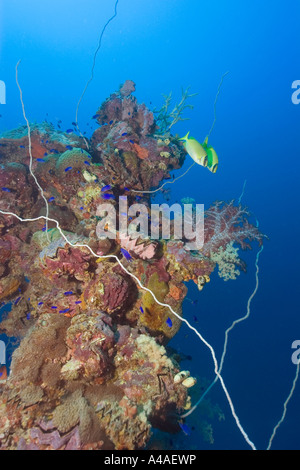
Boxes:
[179,132,218,173]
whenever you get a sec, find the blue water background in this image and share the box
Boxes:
[0,0,300,450]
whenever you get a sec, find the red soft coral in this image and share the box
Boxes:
[203,201,264,256]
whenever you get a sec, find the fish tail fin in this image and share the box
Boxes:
[178,131,190,142]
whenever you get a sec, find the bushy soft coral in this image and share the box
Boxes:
[203,200,264,256]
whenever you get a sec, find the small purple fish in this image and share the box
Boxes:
[101,184,112,192]
[140,306,144,314]
[37,158,45,162]
[1,187,11,192]
[51,306,58,309]
[44,152,48,157]
[64,291,73,296]
[84,161,90,166]
[15,296,21,305]
[65,167,72,172]
[38,302,44,306]
[92,114,100,119]
[75,301,82,305]
[19,145,25,149]
[166,317,172,328]
[66,145,73,150]
[121,248,132,261]
[109,120,113,124]
[102,193,115,200]
[48,197,55,202]
[179,422,191,436]
[59,308,70,314]
[129,140,134,144]
[122,133,128,136]
[26,312,31,320]
[66,129,73,134]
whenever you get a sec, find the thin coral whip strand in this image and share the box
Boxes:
[75,0,119,149]
[206,71,229,141]
[182,243,264,420]
[16,60,50,241]
[267,362,300,450]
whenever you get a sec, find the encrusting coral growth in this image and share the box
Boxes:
[0,81,263,450]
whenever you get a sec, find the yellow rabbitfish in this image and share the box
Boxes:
[179,132,219,173]
[202,136,219,173]
[179,132,207,168]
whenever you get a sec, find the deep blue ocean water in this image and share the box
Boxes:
[0,0,300,450]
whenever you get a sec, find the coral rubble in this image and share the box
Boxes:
[0,81,264,450]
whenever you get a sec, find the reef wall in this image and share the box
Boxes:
[0,81,263,450]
